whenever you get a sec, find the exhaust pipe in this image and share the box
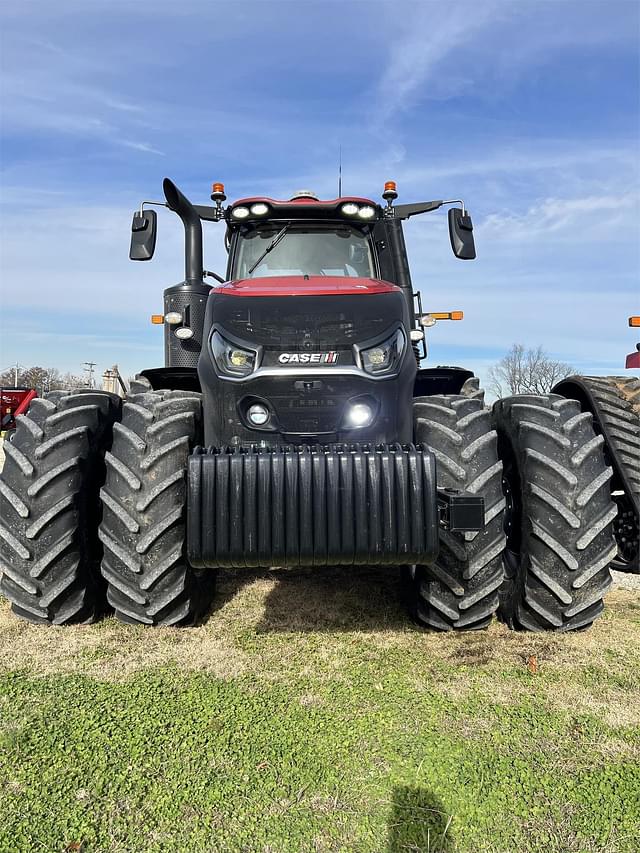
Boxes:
[163,178,203,283]
[162,178,210,370]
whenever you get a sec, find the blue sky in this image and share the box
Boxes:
[1,0,638,387]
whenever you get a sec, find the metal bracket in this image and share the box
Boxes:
[437,488,485,532]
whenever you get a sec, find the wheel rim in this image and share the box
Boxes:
[612,494,639,568]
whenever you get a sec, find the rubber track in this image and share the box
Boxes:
[493,393,616,631]
[98,375,211,625]
[410,377,506,630]
[0,391,120,624]
[553,375,639,572]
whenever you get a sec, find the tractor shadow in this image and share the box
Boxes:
[387,785,454,853]
[207,565,413,633]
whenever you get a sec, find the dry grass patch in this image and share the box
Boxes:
[1,569,638,711]
[0,596,250,681]
[1,567,638,733]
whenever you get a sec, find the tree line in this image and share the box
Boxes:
[0,366,89,395]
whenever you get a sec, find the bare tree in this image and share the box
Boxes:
[0,368,18,388]
[488,344,576,397]
[19,366,51,394]
[59,372,88,390]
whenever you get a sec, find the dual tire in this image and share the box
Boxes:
[0,381,210,627]
[408,384,616,633]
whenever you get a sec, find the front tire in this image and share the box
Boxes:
[493,394,616,631]
[98,382,213,626]
[0,391,121,624]
[408,380,506,630]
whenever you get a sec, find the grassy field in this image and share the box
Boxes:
[0,567,639,853]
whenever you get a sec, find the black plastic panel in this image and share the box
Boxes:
[164,283,211,369]
[187,443,438,568]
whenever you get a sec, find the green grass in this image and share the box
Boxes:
[1,568,639,852]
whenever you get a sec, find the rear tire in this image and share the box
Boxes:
[493,394,616,631]
[0,391,121,624]
[584,377,639,572]
[98,379,213,626]
[407,379,506,630]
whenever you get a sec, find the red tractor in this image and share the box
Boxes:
[0,178,635,630]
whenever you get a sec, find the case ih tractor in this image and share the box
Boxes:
[0,178,636,629]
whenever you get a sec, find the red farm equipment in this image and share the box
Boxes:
[0,178,637,630]
[1,387,37,432]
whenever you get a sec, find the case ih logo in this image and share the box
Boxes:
[278,351,339,364]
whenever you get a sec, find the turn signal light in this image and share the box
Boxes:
[429,311,464,321]
[629,316,640,327]
[151,315,164,324]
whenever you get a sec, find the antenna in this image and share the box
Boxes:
[338,146,342,197]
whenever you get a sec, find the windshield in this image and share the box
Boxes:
[232,223,375,279]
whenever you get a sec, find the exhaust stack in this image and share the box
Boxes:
[163,178,204,283]
[162,178,210,369]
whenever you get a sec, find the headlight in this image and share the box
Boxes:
[359,329,405,375]
[250,203,269,216]
[211,331,256,376]
[231,206,250,219]
[247,403,270,426]
[358,205,376,219]
[340,202,378,220]
[344,402,373,428]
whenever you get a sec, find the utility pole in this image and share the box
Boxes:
[83,362,96,389]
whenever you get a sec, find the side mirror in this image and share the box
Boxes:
[448,208,476,260]
[129,209,157,260]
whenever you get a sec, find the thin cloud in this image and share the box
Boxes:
[119,141,165,156]
[374,3,502,122]
[480,192,640,242]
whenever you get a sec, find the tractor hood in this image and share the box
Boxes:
[206,277,409,354]
[213,276,401,298]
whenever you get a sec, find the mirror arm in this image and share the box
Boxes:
[441,198,466,215]
[392,199,467,220]
[138,200,168,216]
[194,204,226,222]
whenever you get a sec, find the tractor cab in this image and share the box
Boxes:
[129,179,477,446]
[223,194,381,286]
